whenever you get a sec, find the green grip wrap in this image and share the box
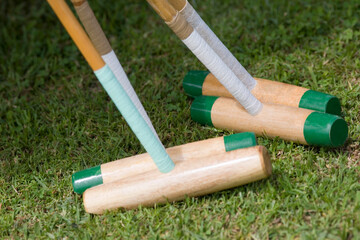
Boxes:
[72,165,103,194]
[183,71,209,97]
[95,65,175,173]
[191,96,218,126]
[303,112,348,147]
[224,132,257,151]
[299,90,342,115]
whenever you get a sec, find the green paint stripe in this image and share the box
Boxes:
[191,96,218,126]
[183,71,209,97]
[224,132,257,151]
[299,90,341,115]
[303,112,348,147]
[72,165,103,194]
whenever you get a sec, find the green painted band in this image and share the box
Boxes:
[303,112,348,147]
[299,90,342,115]
[191,96,218,126]
[224,132,257,151]
[183,70,209,97]
[72,165,103,194]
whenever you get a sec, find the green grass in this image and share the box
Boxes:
[1,0,360,238]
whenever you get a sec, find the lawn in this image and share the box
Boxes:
[1,0,360,238]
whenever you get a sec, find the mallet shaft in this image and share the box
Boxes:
[169,0,256,90]
[46,0,175,172]
[146,0,262,115]
[46,0,104,71]
[167,0,186,11]
[70,0,160,137]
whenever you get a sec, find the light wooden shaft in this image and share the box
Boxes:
[147,0,177,22]
[101,136,227,184]
[211,98,312,144]
[83,146,271,213]
[203,74,308,107]
[168,0,187,11]
[47,0,105,71]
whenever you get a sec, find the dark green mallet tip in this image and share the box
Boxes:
[299,90,342,115]
[191,96,218,126]
[183,71,209,97]
[224,132,257,152]
[72,165,103,194]
[303,112,348,147]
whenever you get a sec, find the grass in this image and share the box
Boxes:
[1,0,359,238]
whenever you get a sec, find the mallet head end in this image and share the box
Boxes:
[72,165,103,194]
[224,132,257,152]
[190,95,218,126]
[258,146,272,177]
[183,71,209,97]
[299,90,342,116]
[304,112,348,147]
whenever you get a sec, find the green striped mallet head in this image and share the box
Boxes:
[72,131,258,194]
[191,96,348,147]
[183,70,342,115]
[72,166,103,195]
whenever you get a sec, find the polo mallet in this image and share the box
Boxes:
[147,0,262,115]
[46,0,174,172]
[70,0,160,136]
[168,0,341,115]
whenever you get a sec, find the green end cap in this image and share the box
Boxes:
[224,132,257,152]
[72,165,103,194]
[191,96,218,126]
[303,112,348,147]
[183,71,210,97]
[299,90,342,115]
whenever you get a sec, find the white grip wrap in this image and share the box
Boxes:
[183,30,262,115]
[181,2,256,90]
[102,50,159,138]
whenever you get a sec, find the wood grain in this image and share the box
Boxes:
[101,136,227,184]
[84,146,271,213]
[211,97,312,144]
[168,0,187,11]
[202,73,308,107]
[147,0,177,22]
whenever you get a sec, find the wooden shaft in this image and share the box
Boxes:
[83,146,272,213]
[71,0,85,6]
[211,98,311,144]
[167,0,187,11]
[147,0,193,40]
[147,0,177,22]
[47,0,105,71]
[203,73,307,107]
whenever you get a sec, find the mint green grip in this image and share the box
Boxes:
[95,65,175,173]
